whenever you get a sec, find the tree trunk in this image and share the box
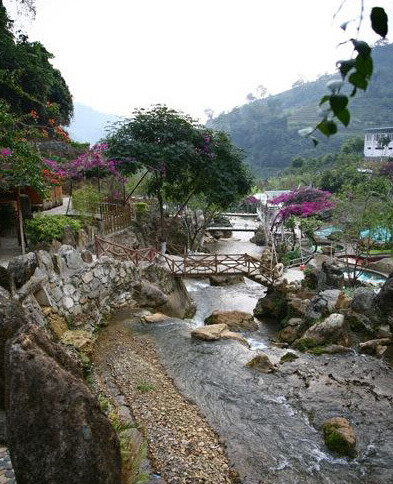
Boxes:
[16,188,25,255]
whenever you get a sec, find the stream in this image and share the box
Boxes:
[129,217,393,484]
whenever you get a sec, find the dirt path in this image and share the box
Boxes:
[91,312,239,484]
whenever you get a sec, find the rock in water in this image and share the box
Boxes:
[246,354,275,373]
[204,310,258,331]
[322,417,356,457]
[191,323,228,341]
[5,324,121,484]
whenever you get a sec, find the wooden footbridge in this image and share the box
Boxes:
[206,224,257,233]
[95,236,267,280]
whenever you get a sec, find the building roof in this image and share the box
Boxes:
[365,127,393,133]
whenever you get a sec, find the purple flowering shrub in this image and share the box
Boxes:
[271,187,334,224]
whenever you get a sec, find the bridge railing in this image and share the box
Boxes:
[95,236,158,266]
[159,253,261,276]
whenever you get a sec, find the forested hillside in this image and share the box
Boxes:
[207,43,393,178]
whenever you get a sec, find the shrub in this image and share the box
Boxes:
[26,215,82,244]
[72,185,103,220]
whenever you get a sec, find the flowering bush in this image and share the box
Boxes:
[271,187,334,224]
[45,144,124,181]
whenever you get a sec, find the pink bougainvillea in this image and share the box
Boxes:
[44,144,125,181]
[271,187,334,224]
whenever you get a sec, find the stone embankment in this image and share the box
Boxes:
[0,245,197,483]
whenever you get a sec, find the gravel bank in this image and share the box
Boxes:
[92,312,239,484]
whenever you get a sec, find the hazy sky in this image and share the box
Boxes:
[5,0,393,122]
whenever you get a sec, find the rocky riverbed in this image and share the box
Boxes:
[92,311,239,484]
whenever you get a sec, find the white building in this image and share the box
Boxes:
[364,127,393,159]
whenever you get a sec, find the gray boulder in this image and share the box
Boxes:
[6,324,122,484]
[351,287,376,314]
[8,252,38,289]
[304,256,344,291]
[375,272,393,325]
[295,313,350,348]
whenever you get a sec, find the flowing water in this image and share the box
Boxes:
[128,217,393,484]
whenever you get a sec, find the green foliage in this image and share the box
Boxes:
[25,214,82,243]
[136,381,155,394]
[72,185,103,220]
[0,3,73,126]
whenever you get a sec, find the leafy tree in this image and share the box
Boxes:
[0,2,73,127]
[106,105,252,250]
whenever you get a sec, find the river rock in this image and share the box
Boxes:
[254,288,288,321]
[143,313,171,323]
[5,324,122,483]
[81,250,94,264]
[204,310,258,331]
[359,338,392,356]
[322,417,356,457]
[294,313,350,349]
[279,352,299,363]
[8,252,38,289]
[0,266,14,294]
[246,354,275,373]
[335,291,352,311]
[277,318,305,344]
[250,227,266,246]
[351,288,376,315]
[209,274,245,286]
[191,323,228,341]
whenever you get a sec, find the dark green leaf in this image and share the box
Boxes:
[336,108,350,127]
[349,71,368,90]
[355,55,373,78]
[317,120,337,137]
[371,7,388,38]
[337,59,356,78]
[350,86,357,97]
[311,137,319,147]
[352,40,371,58]
[329,94,348,116]
[319,95,330,106]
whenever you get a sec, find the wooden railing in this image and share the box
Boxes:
[160,253,261,277]
[99,199,133,235]
[95,236,158,265]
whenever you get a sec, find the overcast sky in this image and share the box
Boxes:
[5,0,393,122]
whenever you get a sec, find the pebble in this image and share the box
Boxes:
[0,448,15,484]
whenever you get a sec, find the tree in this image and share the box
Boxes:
[0,101,49,253]
[106,105,252,251]
[0,3,73,127]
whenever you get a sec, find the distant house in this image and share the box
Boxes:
[364,127,393,159]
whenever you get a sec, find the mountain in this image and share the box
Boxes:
[68,103,121,145]
[207,43,393,178]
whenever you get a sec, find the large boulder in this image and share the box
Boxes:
[0,296,26,408]
[6,324,122,484]
[351,287,376,315]
[277,318,305,344]
[250,227,266,246]
[204,310,258,332]
[304,256,344,291]
[254,288,288,321]
[293,313,350,349]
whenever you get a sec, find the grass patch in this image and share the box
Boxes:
[136,381,155,394]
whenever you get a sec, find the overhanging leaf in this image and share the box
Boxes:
[317,120,337,137]
[336,108,350,127]
[349,72,368,90]
[329,94,348,116]
[371,7,388,38]
[337,59,356,78]
[355,55,373,78]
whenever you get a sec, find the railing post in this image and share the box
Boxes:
[215,254,218,273]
